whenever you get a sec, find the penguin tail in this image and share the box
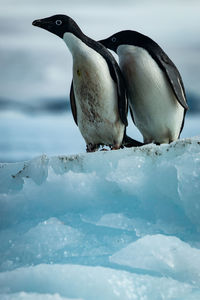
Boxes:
[123,134,144,148]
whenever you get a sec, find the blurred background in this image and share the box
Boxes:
[0,0,200,162]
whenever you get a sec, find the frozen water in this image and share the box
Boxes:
[0,292,82,300]
[0,264,200,300]
[110,235,200,284]
[0,137,200,299]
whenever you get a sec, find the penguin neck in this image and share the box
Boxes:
[117,44,141,56]
[63,32,89,58]
[117,44,151,68]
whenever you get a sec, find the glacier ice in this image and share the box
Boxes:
[1,264,200,300]
[0,292,82,300]
[110,234,200,284]
[0,137,200,299]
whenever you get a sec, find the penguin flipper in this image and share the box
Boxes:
[70,81,78,126]
[108,60,128,126]
[130,107,136,125]
[153,50,188,110]
[96,40,128,126]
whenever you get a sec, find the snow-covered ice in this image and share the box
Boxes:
[0,137,200,299]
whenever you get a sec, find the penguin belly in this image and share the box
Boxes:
[72,47,125,149]
[117,45,184,144]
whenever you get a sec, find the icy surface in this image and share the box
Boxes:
[0,137,200,299]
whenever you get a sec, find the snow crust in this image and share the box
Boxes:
[0,137,200,299]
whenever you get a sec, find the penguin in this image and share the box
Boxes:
[99,30,188,144]
[32,15,143,151]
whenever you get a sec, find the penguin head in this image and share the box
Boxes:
[99,30,153,53]
[32,15,82,39]
[99,32,123,52]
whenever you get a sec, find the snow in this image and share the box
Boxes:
[0,137,200,299]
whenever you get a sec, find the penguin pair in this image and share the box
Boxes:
[32,15,188,151]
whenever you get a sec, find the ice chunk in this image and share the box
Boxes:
[21,218,82,259]
[0,264,200,300]
[110,234,200,285]
[0,217,83,270]
[0,137,200,298]
[0,155,48,193]
[0,292,82,300]
[95,213,182,237]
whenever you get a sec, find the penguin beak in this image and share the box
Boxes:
[32,19,43,27]
[32,17,64,38]
[32,18,52,31]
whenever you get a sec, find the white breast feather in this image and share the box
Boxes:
[117,45,184,144]
[63,33,124,147]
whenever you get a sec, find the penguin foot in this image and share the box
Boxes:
[86,143,100,152]
[111,145,120,151]
[123,135,144,148]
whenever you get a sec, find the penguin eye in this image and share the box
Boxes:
[111,37,116,42]
[55,20,62,26]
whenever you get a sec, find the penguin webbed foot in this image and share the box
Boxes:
[86,143,100,152]
[111,145,121,150]
[86,143,118,152]
[123,135,144,148]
